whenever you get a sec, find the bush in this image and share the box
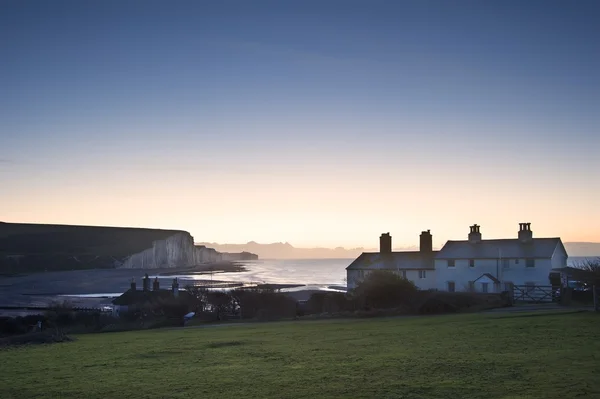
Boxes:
[0,317,28,336]
[306,292,356,314]
[350,270,418,310]
[577,258,600,285]
[412,291,508,314]
[232,288,297,320]
[417,297,458,314]
[184,286,209,312]
[0,332,74,347]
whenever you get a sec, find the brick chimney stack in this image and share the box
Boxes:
[420,230,433,253]
[518,222,533,243]
[380,233,392,254]
[468,224,482,244]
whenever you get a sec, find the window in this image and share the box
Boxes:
[468,281,475,291]
[526,258,535,268]
[447,260,455,268]
[515,258,519,264]
[447,281,455,292]
[469,259,475,267]
[419,270,427,279]
[481,282,489,293]
[502,259,510,269]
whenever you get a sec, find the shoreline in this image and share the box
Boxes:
[0,262,347,313]
[157,261,248,276]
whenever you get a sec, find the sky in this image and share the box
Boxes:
[1,0,599,248]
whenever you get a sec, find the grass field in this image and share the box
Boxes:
[1,312,599,398]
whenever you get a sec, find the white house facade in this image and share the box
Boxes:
[346,223,568,293]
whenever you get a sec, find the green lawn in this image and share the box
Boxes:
[1,312,599,399]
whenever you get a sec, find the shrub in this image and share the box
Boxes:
[44,300,76,333]
[207,291,236,319]
[417,296,458,314]
[0,332,74,347]
[232,288,297,320]
[412,291,508,314]
[350,270,418,309]
[577,258,600,285]
[184,285,209,312]
[306,292,355,314]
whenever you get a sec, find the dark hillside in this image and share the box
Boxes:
[0,222,187,274]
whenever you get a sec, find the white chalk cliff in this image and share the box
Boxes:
[118,232,223,269]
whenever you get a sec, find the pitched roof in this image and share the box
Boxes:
[346,251,437,270]
[473,273,501,284]
[435,238,563,260]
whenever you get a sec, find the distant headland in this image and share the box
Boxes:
[197,240,600,259]
[0,222,257,274]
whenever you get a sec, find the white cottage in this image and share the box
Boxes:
[346,231,438,290]
[346,222,568,293]
[434,223,567,293]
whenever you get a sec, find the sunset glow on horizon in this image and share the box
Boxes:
[1,1,599,248]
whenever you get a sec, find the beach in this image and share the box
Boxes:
[0,261,347,314]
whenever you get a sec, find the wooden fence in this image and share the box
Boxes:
[511,285,555,303]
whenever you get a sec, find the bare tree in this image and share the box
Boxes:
[575,257,600,285]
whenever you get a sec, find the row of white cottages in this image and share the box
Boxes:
[346,223,568,293]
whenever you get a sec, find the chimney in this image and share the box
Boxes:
[172,278,179,297]
[518,222,533,243]
[130,278,136,291]
[420,230,432,253]
[142,273,150,291]
[153,277,160,291]
[468,224,482,244]
[380,233,392,254]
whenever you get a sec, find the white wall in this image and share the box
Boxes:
[550,245,568,269]
[347,269,361,289]
[404,269,436,290]
[435,257,555,291]
[502,259,553,286]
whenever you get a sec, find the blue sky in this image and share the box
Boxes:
[1,1,599,246]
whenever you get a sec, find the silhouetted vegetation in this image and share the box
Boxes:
[351,270,418,309]
[577,257,600,285]
[0,301,120,346]
[0,315,46,337]
[299,271,511,317]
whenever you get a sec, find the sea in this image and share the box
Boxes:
[156,256,598,288]
[160,258,352,288]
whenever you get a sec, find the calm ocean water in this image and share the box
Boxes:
[165,258,352,287]
[167,256,599,287]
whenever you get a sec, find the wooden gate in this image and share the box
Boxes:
[511,285,555,303]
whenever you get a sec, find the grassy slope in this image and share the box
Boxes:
[1,312,599,399]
